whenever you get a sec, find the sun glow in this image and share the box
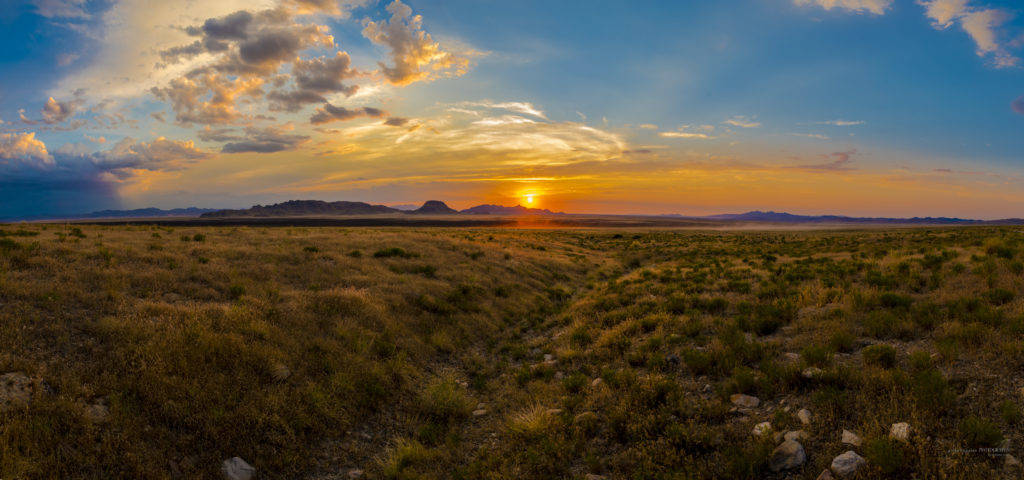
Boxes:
[526,194,534,204]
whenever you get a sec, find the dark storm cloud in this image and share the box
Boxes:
[310,104,386,124]
[219,125,310,153]
[383,117,408,126]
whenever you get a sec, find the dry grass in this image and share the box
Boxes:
[1,225,1023,479]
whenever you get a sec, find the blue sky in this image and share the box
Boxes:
[1,0,1023,219]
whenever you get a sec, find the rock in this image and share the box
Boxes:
[773,431,784,444]
[802,367,824,379]
[221,457,255,480]
[830,451,866,478]
[841,429,862,447]
[347,469,364,479]
[477,403,486,409]
[890,422,911,441]
[783,352,800,362]
[730,394,760,408]
[84,403,109,424]
[543,353,553,362]
[0,372,34,412]
[769,439,806,472]
[1006,454,1020,468]
[270,363,290,382]
[472,409,488,417]
[666,354,681,366]
[702,384,713,393]
[546,409,563,415]
[797,408,812,425]
[752,421,772,437]
[585,475,607,480]
[815,469,835,480]
[784,430,808,442]
[554,371,564,380]
[591,378,603,387]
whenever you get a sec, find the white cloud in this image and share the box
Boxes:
[918,0,1019,67]
[0,132,54,168]
[818,119,864,126]
[794,0,893,15]
[456,101,547,119]
[723,116,761,128]
[32,0,89,19]
[659,131,712,139]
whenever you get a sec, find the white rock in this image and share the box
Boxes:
[797,408,812,425]
[890,422,911,441]
[783,352,800,362]
[591,378,603,387]
[543,354,553,361]
[752,421,772,437]
[0,372,34,412]
[769,439,806,472]
[784,430,808,442]
[221,457,255,480]
[472,409,488,417]
[84,403,109,424]
[575,411,597,423]
[1006,454,1020,468]
[802,367,824,379]
[841,429,862,447]
[730,394,760,408]
[830,451,866,478]
[347,469,364,479]
[816,469,835,480]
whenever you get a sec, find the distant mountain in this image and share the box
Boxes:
[411,200,459,215]
[693,210,1024,225]
[201,200,400,218]
[389,204,420,211]
[460,204,564,215]
[4,207,218,221]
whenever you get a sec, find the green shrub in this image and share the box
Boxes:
[228,284,246,300]
[419,377,473,423]
[864,437,905,475]
[800,344,833,367]
[986,288,1014,305]
[911,368,953,414]
[192,233,206,242]
[303,245,319,253]
[374,247,418,258]
[878,292,913,310]
[829,330,856,353]
[1000,400,1022,425]
[958,417,1002,448]
[862,344,897,368]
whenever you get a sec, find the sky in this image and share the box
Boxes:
[1,0,1023,219]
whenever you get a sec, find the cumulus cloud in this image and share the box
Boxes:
[268,52,360,111]
[310,104,387,124]
[41,97,77,124]
[918,0,1019,67]
[362,0,471,85]
[1012,96,1024,114]
[794,0,892,15]
[383,117,409,126]
[220,125,310,153]
[0,132,53,168]
[151,74,265,125]
[87,137,210,171]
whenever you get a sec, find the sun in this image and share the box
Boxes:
[525,194,534,205]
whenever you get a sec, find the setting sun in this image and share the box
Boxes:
[526,195,534,204]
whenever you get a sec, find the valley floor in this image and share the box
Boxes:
[1,225,1022,479]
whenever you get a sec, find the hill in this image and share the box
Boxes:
[411,200,459,214]
[460,204,563,215]
[200,200,401,217]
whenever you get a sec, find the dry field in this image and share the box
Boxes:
[1,224,1023,479]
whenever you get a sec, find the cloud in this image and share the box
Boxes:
[383,117,409,126]
[456,101,547,119]
[794,0,892,15]
[57,53,80,66]
[658,132,713,139]
[32,0,89,19]
[788,150,857,171]
[197,126,244,143]
[1013,96,1024,114]
[0,132,53,168]
[791,133,831,139]
[151,74,265,125]
[918,0,1020,67]
[362,0,471,85]
[267,52,360,111]
[87,137,210,171]
[723,116,761,128]
[638,124,658,130]
[220,125,310,153]
[310,104,387,124]
[817,119,864,126]
[84,135,107,144]
[41,97,78,124]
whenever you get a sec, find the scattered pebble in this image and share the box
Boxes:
[752,421,772,437]
[890,422,911,441]
[784,430,808,442]
[591,378,603,387]
[830,451,866,478]
[769,439,806,472]
[841,429,862,447]
[730,394,760,408]
[347,469,364,479]
[802,367,823,379]
[221,457,255,480]
[815,469,835,480]
[797,408,812,425]
[472,409,488,417]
